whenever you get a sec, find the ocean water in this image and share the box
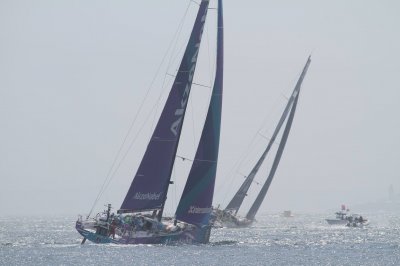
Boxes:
[1,213,399,265]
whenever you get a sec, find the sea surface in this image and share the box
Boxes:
[1,212,399,265]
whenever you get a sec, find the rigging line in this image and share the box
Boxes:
[97,39,193,207]
[153,4,193,129]
[176,155,217,163]
[150,97,160,137]
[152,0,196,131]
[218,136,263,205]
[172,165,177,213]
[258,132,281,146]
[87,2,193,216]
[193,82,212,88]
[206,8,213,87]
[98,67,179,207]
[166,73,211,88]
[237,172,261,185]
[211,6,218,87]
[152,1,195,126]
[218,96,286,206]
[192,11,216,148]
[151,71,176,132]
[240,137,266,173]
[190,92,197,151]
[169,3,204,77]
[218,90,293,206]
[92,104,157,216]
[100,102,161,206]
[168,2,196,76]
[166,3,192,75]
[260,88,294,139]
[93,0,193,209]
[170,40,190,76]
[281,93,290,101]
[217,134,261,195]
[258,97,287,138]
[250,179,261,186]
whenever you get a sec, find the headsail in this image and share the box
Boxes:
[246,56,311,220]
[120,0,210,213]
[175,0,224,226]
[225,64,306,215]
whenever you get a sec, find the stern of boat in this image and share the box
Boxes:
[197,225,212,244]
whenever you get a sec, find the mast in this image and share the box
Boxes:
[246,56,311,220]
[119,0,210,215]
[225,69,304,215]
[175,0,224,226]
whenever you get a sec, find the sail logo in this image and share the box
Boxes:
[134,192,162,201]
[171,7,208,136]
[188,206,212,214]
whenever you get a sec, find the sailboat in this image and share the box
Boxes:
[212,56,311,227]
[76,0,224,244]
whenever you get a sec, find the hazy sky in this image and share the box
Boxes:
[1,0,399,217]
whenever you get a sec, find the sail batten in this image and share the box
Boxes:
[175,0,224,226]
[120,0,210,213]
[245,56,311,220]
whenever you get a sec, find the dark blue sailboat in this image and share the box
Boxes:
[76,0,224,244]
[213,57,311,227]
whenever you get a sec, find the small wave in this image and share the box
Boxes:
[49,243,80,248]
[210,240,237,246]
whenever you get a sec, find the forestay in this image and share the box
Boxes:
[120,0,210,213]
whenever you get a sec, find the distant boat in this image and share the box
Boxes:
[326,215,348,225]
[326,205,368,227]
[76,0,224,245]
[326,204,349,225]
[282,210,294,218]
[212,56,311,228]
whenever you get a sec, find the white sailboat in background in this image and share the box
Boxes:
[212,56,311,228]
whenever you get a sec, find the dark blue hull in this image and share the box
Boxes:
[76,221,211,245]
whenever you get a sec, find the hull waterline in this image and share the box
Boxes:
[325,219,348,225]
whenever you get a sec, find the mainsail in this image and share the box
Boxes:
[246,56,311,220]
[175,0,224,226]
[225,65,306,215]
[120,0,210,213]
